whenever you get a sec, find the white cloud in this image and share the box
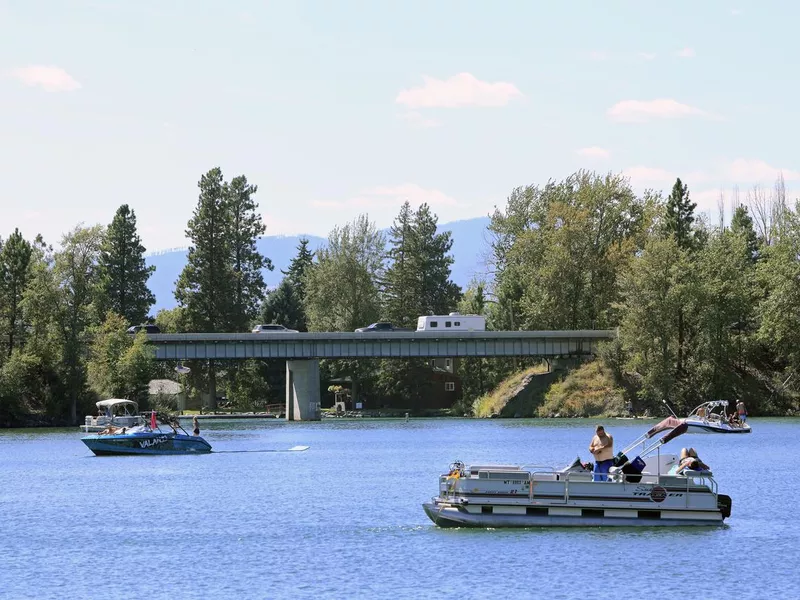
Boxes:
[577,146,610,159]
[588,51,609,61]
[398,111,441,129]
[395,73,523,109]
[312,184,460,211]
[623,166,678,186]
[9,65,81,92]
[639,52,657,61]
[731,8,743,16]
[607,98,715,122]
[725,158,800,182]
[676,47,696,58]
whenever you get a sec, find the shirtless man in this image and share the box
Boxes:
[589,425,614,482]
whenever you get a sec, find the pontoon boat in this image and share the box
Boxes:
[81,399,143,433]
[422,421,732,527]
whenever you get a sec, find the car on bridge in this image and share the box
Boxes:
[252,324,299,333]
[354,322,411,333]
[127,324,161,334]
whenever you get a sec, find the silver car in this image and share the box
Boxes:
[252,324,299,333]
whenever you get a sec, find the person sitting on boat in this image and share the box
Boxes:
[589,425,614,482]
[677,447,710,474]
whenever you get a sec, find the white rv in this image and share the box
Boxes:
[416,312,486,332]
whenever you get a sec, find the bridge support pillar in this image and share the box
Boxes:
[286,360,321,421]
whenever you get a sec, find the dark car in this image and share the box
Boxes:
[354,322,411,333]
[126,324,161,334]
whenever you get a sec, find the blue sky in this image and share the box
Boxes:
[1,0,797,251]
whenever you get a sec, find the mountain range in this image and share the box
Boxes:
[145,215,493,314]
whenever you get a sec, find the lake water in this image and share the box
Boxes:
[1,418,798,600]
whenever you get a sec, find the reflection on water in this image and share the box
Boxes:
[0,418,798,600]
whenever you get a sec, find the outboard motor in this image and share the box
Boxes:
[718,494,733,519]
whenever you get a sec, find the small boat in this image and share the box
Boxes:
[81,399,143,433]
[681,400,751,434]
[422,422,732,528]
[82,412,212,456]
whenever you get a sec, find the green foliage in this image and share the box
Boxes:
[0,228,34,359]
[226,360,270,412]
[175,168,235,332]
[663,178,699,250]
[88,312,155,404]
[227,175,272,332]
[538,361,626,418]
[96,205,155,326]
[491,171,648,331]
[731,205,759,261]
[304,214,384,332]
[259,279,305,331]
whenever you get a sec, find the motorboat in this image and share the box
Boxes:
[422,421,732,528]
[681,400,751,434]
[81,412,212,456]
[81,399,144,433]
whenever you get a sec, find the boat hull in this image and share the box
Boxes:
[82,432,212,456]
[684,421,751,434]
[422,501,725,527]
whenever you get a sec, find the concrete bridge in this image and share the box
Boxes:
[147,330,617,421]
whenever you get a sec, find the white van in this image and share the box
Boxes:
[416,312,486,332]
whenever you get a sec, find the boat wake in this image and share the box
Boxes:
[211,445,310,454]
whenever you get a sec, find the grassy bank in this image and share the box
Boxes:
[472,360,628,419]
[537,360,626,417]
[473,363,553,418]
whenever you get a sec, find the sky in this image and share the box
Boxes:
[1,0,798,252]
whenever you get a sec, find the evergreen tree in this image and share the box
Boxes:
[175,167,234,332]
[412,204,461,315]
[259,279,305,331]
[664,178,697,250]
[383,202,417,327]
[226,175,271,331]
[282,238,314,296]
[97,205,155,325]
[0,229,34,358]
[175,167,234,411]
[731,204,759,261]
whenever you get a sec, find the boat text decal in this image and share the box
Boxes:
[139,435,170,449]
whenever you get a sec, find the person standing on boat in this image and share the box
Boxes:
[736,400,747,423]
[589,425,614,482]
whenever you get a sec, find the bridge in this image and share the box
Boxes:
[146,330,617,421]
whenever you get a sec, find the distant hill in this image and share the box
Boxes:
[145,215,492,314]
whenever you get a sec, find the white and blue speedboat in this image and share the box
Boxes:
[82,412,212,456]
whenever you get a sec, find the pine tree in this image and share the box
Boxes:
[260,279,305,331]
[175,167,235,332]
[383,202,417,327]
[731,205,759,261]
[97,205,155,325]
[282,238,314,299]
[664,178,698,250]
[0,229,34,358]
[412,203,461,315]
[226,175,271,331]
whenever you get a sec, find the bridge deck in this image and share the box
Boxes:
[147,330,617,360]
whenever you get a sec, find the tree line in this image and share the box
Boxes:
[484,170,800,416]
[0,167,464,425]
[3,165,797,426]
